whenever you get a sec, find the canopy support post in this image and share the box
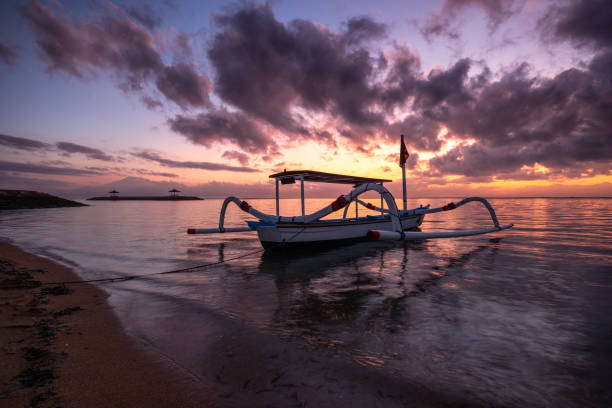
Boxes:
[275,178,279,217]
[300,176,305,218]
[380,182,384,216]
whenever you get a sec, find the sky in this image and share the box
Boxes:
[0,0,610,198]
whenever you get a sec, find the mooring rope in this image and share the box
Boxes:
[4,225,313,289]
[1,246,266,289]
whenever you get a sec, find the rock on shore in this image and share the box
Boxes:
[0,190,86,210]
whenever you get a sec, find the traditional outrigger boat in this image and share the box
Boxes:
[187,137,513,249]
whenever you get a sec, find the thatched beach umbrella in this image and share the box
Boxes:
[108,190,119,198]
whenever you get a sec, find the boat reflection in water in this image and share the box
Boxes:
[257,238,501,349]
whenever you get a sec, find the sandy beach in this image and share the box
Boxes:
[0,240,493,408]
[0,241,206,408]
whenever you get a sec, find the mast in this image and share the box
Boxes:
[401,134,407,212]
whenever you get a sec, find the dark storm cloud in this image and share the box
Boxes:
[19,1,455,153]
[429,132,611,179]
[420,0,525,40]
[205,4,467,151]
[222,150,249,165]
[425,61,612,178]
[155,63,211,109]
[386,0,612,181]
[0,134,49,150]
[414,58,472,111]
[132,151,259,173]
[342,16,387,46]
[0,38,17,66]
[20,0,211,109]
[207,4,387,136]
[0,160,102,176]
[20,1,84,77]
[168,110,275,154]
[21,0,160,81]
[126,4,161,30]
[538,0,612,49]
[55,142,115,161]
[384,116,443,152]
[16,0,611,183]
[379,45,421,108]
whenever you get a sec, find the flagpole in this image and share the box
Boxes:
[401,134,407,212]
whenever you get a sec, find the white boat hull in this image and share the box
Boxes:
[257,214,424,248]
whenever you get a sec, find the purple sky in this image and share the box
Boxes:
[0,0,610,198]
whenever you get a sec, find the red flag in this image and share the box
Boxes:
[399,134,409,167]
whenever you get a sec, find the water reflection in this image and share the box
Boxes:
[1,199,611,407]
[251,239,502,355]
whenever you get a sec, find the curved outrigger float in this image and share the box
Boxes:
[187,169,513,249]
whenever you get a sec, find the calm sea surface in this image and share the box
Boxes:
[1,198,611,407]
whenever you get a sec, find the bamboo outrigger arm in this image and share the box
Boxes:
[366,197,513,241]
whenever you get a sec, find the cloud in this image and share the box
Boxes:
[424,61,612,179]
[56,142,115,161]
[18,2,469,154]
[133,168,178,178]
[132,151,260,172]
[342,16,387,46]
[140,95,163,109]
[155,63,211,108]
[0,160,102,176]
[125,4,161,30]
[386,151,420,170]
[204,4,468,151]
[172,32,193,60]
[420,0,525,40]
[20,0,211,109]
[222,150,249,165]
[20,0,89,78]
[0,133,49,150]
[414,58,472,110]
[168,109,275,153]
[0,134,119,162]
[15,0,611,187]
[207,5,388,136]
[0,38,18,66]
[538,0,612,49]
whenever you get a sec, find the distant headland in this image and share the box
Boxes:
[87,189,203,201]
[0,190,87,210]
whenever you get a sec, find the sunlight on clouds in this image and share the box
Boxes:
[520,162,550,175]
[492,174,612,188]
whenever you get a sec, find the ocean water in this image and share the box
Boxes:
[1,197,611,407]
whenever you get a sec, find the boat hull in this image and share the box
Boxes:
[257,214,424,249]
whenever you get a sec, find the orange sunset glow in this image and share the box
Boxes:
[0,0,610,197]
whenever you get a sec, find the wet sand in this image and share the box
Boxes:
[0,242,206,407]
[0,241,491,408]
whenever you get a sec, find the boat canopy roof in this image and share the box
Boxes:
[269,170,391,185]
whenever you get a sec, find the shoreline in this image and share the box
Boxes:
[0,242,208,407]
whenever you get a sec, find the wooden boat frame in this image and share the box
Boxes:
[187,169,513,249]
